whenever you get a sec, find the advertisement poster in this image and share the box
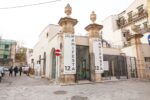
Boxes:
[64,34,76,74]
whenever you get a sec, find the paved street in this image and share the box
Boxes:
[0,73,150,100]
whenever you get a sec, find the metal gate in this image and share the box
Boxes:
[102,55,127,80]
[126,56,137,78]
[76,45,90,81]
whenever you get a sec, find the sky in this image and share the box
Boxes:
[0,0,135,48]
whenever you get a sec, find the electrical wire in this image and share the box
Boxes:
[0,0,61,10]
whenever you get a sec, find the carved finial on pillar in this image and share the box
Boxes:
[90,11,96,23]
[65,4,72,17]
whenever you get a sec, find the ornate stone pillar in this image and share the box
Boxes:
[58,4,78,84]
[85,11,103,82]
[129,25,145,78]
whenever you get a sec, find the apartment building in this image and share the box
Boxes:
[102,0,150,79]
[0,39,16,66]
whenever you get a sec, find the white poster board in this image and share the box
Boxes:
[64,34,76,74]
[93,38,104,73]
[103,61,109,71]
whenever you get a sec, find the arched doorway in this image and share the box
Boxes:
[43,52,46,75]
[51,48,56,79]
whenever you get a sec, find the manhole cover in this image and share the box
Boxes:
[71,96,88,100]
[53,90,67,95]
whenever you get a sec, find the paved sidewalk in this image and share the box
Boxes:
[0,73,150,100]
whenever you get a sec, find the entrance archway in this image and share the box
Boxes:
[51,48,56,79]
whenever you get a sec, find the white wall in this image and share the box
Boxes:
[102,15,126,46]
[32,24,61,79]
[102,15,124,46]
[103,48,121,55]
[76,36,89,46]
[45,35,59,79]
[121,45,137,57]
[26,49,33,67]
[121,44,150,58]
[142,44,150,57]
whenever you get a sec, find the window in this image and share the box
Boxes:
[46,32,49,38]
[145,57,150,62]
[123,33,126,37]
[118,17,126,26]
[5,44,9,49]
[3,55,8,59]
[143,22,148,29]
[0,54,3,58]
[0,44,4,49]
[137,5,144,16]
[128,11,133,22]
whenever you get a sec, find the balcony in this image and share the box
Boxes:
[117,11,148,29]
[139,25,150,34]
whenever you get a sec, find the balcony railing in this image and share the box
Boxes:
[117,11,148,29]
[139,25,150,34]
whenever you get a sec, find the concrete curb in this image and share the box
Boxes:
[60,79,129,86]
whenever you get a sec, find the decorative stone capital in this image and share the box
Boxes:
[128,34,143,40]
[58,17,78,26]
[58,17,78,33]
[85,23,103,38]
[85,23,103,32]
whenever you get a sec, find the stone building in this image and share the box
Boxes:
[31,2,150,84]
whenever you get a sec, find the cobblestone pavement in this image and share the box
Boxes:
[0,73,150,100]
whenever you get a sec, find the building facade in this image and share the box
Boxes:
[102,0,150,79]
[0,39,16,67]
[30,1,150,84]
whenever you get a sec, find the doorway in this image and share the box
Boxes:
[51,49,56,79]
[76,45,90,81]
[43,52,46,75]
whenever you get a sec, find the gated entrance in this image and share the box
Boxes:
[102,55,128,80]
[76,45,90,81]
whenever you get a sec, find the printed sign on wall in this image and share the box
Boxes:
[103,61,109,71]
[64,34,76,74]
[93,38,104,73]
